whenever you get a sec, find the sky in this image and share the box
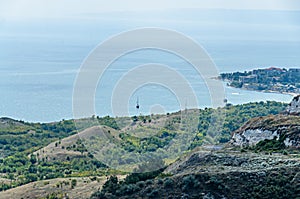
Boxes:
[1,0,300,21]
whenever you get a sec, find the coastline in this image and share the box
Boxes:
[213,77,298,98]
[225,83,298,97]
[217,67,300,98]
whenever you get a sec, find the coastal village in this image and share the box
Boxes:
[220,67,300,95]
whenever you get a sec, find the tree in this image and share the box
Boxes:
[8,173,14,185]
[25,173,38,183]
[71,179,77,189]
[102,176,119,194]
[30,154,37,164]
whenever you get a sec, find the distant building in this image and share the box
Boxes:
[266,67,285,71]
[253,69,267,75]
[289,68,300,73]
[265,67,285,76]
[240,75,258,84]
[289,68,300,76]
[253,67,285,76]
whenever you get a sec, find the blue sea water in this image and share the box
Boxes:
[0,9,299,122]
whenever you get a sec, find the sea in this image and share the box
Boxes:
[0,9,299,122]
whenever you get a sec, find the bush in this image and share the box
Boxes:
[136,181,145,188]
[116,184,139,196]
[144,187,152,194]
[147,189,159,198]
[101,176,119,194]
[164,178,174,188]
[145,179,153,185]
[124,168,163,185]
[71,179,77,189]
[181,175,200,192]
[157,179,163,185]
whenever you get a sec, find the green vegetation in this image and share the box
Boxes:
[119,129,176,153]
[118,101,286,152]
[0,101,287,192]
[0,117,122,191]
[91,167,164,199]
[91,168,299,199]
[194,101,286,147]
[252,135,287,152]
[0,119,76,157]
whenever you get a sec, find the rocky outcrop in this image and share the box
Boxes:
[230,114,300,148]
[286,95,300,115]
[232,129,279,147]
[230,96,300,148]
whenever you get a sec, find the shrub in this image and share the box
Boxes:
[145,179,153,185]
[147,189,159,198]
[136,181,145,188]
[71,179,77,189]
[181,175,200,192]
[117,184,139,195]
[101,176,119,194]
[157,179,163,185]
[144,187,152,194]
[164,178,174,188]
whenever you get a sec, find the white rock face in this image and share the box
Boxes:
[284,138,293,147]
[286,95,300,114]
[232,129,279,146]
[283,137,299,147]
[231,96,300,148]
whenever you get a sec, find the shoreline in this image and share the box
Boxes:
[214,77,298,97]
[225,83,298,97]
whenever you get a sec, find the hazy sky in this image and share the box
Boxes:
[1,0,300,21]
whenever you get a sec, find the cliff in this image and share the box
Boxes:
[230,96,300,148]
[286,95,300,115]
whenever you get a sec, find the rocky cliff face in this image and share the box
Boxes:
[286,95,300,115]
[230,97,300,148]
[232,128,279,147]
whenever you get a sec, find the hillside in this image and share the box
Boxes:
[91,148,300,199]
[90,98,300,199]
[32,125,120,162]
[230,114,300,149]
[0,176,107,199]
[231,95,300,149]
[0,101,291,198]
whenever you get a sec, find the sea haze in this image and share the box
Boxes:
[0,9,298,122]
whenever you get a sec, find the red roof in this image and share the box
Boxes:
[266,67,283,71]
